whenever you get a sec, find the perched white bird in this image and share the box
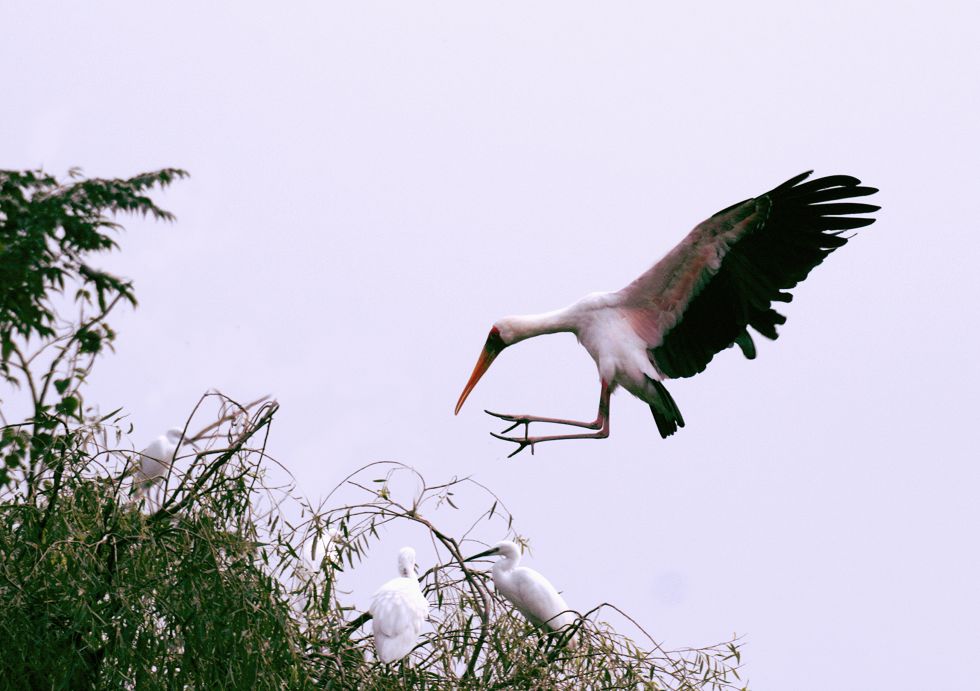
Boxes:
[369,546,430,663]
[469,540,577,640]
[454,171,879,455]
[133,427,184,506]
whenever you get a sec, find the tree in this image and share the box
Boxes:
[0,166,187,489]
[0,167,746,689]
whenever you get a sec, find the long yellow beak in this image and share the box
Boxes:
[454,329,505,415]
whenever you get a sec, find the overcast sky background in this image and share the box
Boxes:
[3,2,979,688]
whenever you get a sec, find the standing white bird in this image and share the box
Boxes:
[133,427,185,506]
[468,540,577,640]
[454,171,879,456]
[370,546,430,663]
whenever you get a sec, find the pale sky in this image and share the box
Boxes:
[3,2,979,688]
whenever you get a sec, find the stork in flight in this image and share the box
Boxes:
[454,171,879,457]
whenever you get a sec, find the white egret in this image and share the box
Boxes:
[468,540,578,642]
[454,171,879,456]
[133,427,184,507]
[369,546,430,663]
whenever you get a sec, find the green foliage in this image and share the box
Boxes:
[0,167,186,354]
[0,397,312,689]
[0,167,747,689]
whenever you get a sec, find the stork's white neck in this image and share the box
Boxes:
[497,307,578,345]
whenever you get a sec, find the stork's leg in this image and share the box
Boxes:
[485,380,611,432]
[488,381,611,458]
[486,410,603,433]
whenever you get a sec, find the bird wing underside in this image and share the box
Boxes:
[617,171,879,379]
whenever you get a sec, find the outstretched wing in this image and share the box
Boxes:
[617,171,879,378]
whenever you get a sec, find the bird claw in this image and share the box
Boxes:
[485,410,534,436]
[486,410,536,456]
[489,432,535,458]
[503,420,529,435]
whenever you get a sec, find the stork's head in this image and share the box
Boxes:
[397,546,419,578]
[165,427,185,444]
[454,325,509,415]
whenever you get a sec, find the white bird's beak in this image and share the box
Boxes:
[463,546,501,562]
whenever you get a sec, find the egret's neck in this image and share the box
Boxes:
[492,551,521,576]
[397,552,417,579]
[502,308,577,344]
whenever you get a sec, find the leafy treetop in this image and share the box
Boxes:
[0,167,188,371]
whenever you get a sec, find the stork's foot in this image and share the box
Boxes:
[489,431,536,458]
[490,429,610,458]
[484,410,534,435]
[486,410,535,457]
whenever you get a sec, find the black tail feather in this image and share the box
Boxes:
[645,377,685,439]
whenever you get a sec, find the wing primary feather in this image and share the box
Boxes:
[734,331,756,359]
[810,202,881,215]
[771,170,813,191]
[804,185,878,203]
[786,174,862,194]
